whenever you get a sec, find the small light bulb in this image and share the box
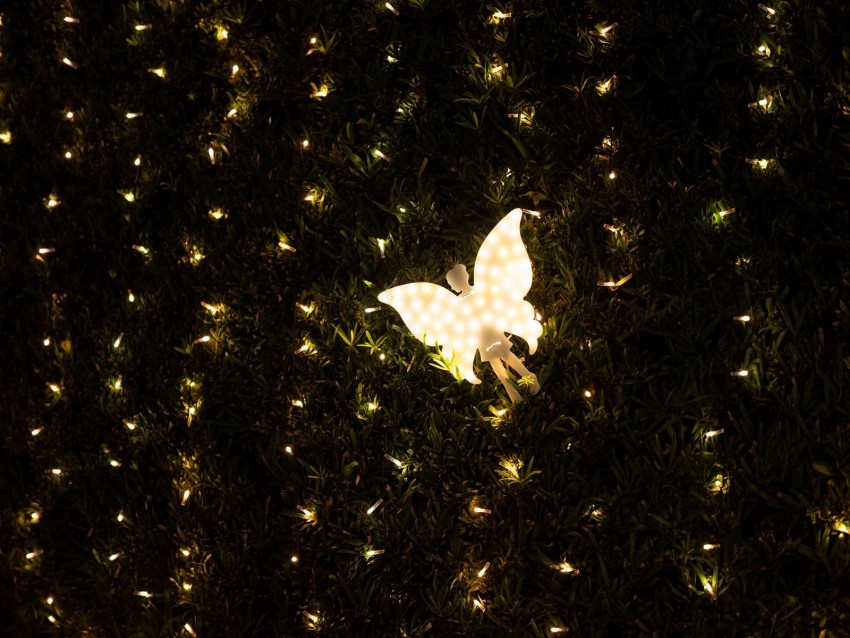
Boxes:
[64,151,73,159]
[366,498,383,515]
[124,419,137,430]
[608,170,617,180]
[46,595,53,604]
[731,369,749,377]
[124,192,135,202]
[134,24,151,31]
[47,196,60,208]
[477,562,490,578]
[31,427,43,436]
[63,16,80,23]
[184,623,197,637]
[149,67,165,78]
[47,383,61,393]
[181,489,190,505]
[226,108,237,118]
[231,64,239,76]
[216,26,229,41]
[301,139,309,148]
[208,208,225,220]
[117,513,124,522]
[128,291,135,302]
[291,399,304,407]
[180,548,191,557]
[310,36,317,45]
[61,57,77,68]
[109,553,120,561]
[0,131,11,144]
[385,2,399,15]
[734,314,751,322]
[31,512,41,521]
[291,555,298,563]
[113,378,122,390]
[285,445,293,455]
[125,112,143,119]
[134,155,141,166]
[279,241,297,252]
[704,429,725,438]
[584,389,592,398]
[43,337,51,346]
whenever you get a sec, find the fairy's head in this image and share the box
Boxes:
[446,264,472,294]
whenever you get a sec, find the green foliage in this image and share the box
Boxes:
[2,0,850,636]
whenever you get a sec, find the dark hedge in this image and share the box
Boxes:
[2,0,850,636]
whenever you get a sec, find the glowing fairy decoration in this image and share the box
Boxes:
[378,208,542,402]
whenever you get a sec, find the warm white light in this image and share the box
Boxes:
[149,67,165,77]
[704,428,724,438]
[184,623,197,637]
[38,247,55,255]
[194,335,211,344]
[128,291,136,302]
[385,2,399,14]
[117,513,124,522]
[47,196,60,208]
[113,378,122,390]
[26,550,42,559]
[124,419,137,430]
[557,561,577,574]
[47,383,61,393]
[64,16,80,23]
[385,454,403,468]
[109,553,120,561]
[372,148,388,160]
[366,498,383,515]
[216,25,229,40]
[378,209,542,403]
[291,399,304,408]
[226,108,237,118]
[473,598,485,611]
[135,24,151,31]
[477,562,490,578]
[0,131,11,144]
[584,389,592,398]
[112,333,123,348]
[473,506,491,515]
[301,139,309,148]
[364,307,381,313]
[279,241,296,253]
[46,595,53,604]
[43,337,51,346]
[61,57,77,68]
[231,64,239,76]
[703,543,719,550]
[492,11,511,21]
[64,151,73,159]
[134,155,141,166]
[125,112,143,119]
[731,369,749,377]
[608,170,617,180]
[31,512,41,521]
[208,208,225,220]
[181,489,190,505]
[550,628,569,634]
[31,427,43,436]
[285,445,293,455]
[734,314,750,322]
[291,555,298,563]
[124,192,135,202]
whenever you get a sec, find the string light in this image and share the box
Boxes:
[731,369,749,377]
[149,67,166,78]
[704,428,724,438]
[215,25,229,40]
[61,57,77,69]
[477,562,490,578]
[47,383,61,394]
[64,151,73,159]
[301,138,309,149]
[550,627,569,634]
[63,16,80,23]
[184,623,197,637]
[377,238,386,258]
[134,155,142,166]
[43,337,51,346]
[703,543,719,550]
[385,2,399,15]
[199,301,220,316]
[556,561,578,574]
[285,445,294,455]
[385,454,404,468]
[231,64,239,77]
[108,553,120,561]
[0,130,11,144]
[734,314,751,322]
[31,427,43,436]
[123,191,136,202]
[123,419,137,430]
[208,208,225,220]
[291,399,304,408]
[472,597,485,611]
[128,291,136,302]
[366,498,383,515]
[290,555,298,563]
[134,24,151,31]
[181,489,191,505]
[125,112,143,119]
[47,196,60,208]
[491,11,511,22]
[279,241,297,252]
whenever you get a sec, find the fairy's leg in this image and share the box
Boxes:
[490,358,521,403]
[505,352,540,394]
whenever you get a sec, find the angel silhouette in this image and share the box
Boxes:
[378,208,543,402]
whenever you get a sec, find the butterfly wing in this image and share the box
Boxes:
[378,283,480,383]
[473,208,531,299]
[472,208,542,353]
